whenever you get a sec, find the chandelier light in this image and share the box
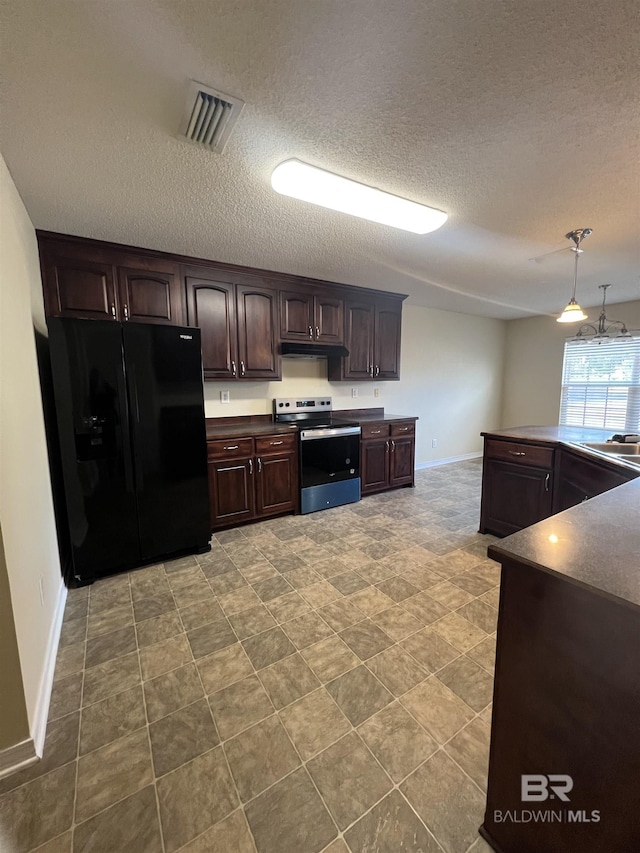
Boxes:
[556,228,591,323]
[574,284,630,342]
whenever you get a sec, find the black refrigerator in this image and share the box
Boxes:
[48,317,211,585]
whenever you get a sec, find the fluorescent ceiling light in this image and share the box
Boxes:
[271,159,448,234]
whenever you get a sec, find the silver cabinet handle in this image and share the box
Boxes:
[231,360,237,377]
[582,495,590,502]
[508,450,526,457]
[308,326,313,339]
[385,440,389,453]
[270,440,283,446]
[544,473,550,492]
[240,361,246,377]
[110,304,116,318]
[224,445,239,451]
[248,459,253,475]
[398,426,408,432]
[375,365,380,377]
[315,326,320,339]
[391,440,396,451]
[371,429,381,435]
[123,304,129,321]
[257,457,262,473]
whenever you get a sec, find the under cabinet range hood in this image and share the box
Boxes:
[281,342,349,358]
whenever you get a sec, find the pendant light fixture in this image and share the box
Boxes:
[556,228,592,323]
[574,284,630,341]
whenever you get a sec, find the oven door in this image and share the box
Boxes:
[299,427,361,489]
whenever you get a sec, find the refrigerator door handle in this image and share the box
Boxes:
[116,369,135,493]
[128,366,144,492]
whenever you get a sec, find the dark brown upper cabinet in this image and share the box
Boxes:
[330,298,402,381]
[184,266,280,381]
[38,236,183,325]
[280,288,344,344]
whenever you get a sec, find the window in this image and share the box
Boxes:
[559,336,640,432]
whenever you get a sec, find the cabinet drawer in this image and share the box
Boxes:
[485,438,554,469]
[362,423,390,440]
[255,433,298,455]
[207,437,254,460]
[390,422,414,437]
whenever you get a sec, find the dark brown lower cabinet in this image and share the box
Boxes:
[480,458,553,537]
[360,421,416,495]
[554,448,635,512]
[208,433,298,530]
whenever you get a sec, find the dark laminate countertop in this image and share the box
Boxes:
[339,413,418,424]
[206,422,298,440]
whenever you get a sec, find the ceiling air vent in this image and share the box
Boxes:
[178,80,244,153]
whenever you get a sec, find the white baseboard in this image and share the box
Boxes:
[0,738,38,780]
[415,451,482,470]
[32,580,67,757]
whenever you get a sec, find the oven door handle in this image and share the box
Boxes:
[300,426,362,440]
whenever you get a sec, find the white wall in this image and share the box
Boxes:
[204,304,506,464]
[0,154,63,746]
[501,300,640,428]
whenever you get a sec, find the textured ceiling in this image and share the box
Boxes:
[1,0,639,319]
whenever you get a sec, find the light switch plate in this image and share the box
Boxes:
[220,390,230,403]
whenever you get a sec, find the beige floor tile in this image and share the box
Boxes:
[242,626,296,669]
[457,599,499,633]
[186,618,237,659]
[321,838,349,853]
[245,767,337,853]
[401,750,485,853]
[0,763,75,852]
[224,715,300,801]
[178,598,223,631]
[347,587,395,616]
[345,789,440,853]
[338,620,394,661]
[301,636,360,682]
[282,611,334,649]
[318,599,365,632]
[140,633,192,680]
[369,605,423,642]
[376,576,420,602]
[165,566,205,591]
[366,644,428,696]
[402,592,449,625]
[480,586,501,609]
[299,581,342,608]
[401,678,474,744]
[86,604,134,640]
[307,732,392,830]
[48,672,83,722]
[284,566,322,589]
[279,687,351,760]
[82,652,141,706]
[144,663,204,723]
[228,604,276,639]
[328,570,369,596]
[437,655,494,712]
[467,635,496,673]
[75,729,153,822]
[196,643,253,694]
[73,785,162,853]
[180,809,256,852]
[58,616,87,648]
[266,591,312,623]
[208,569,248,596]
[258,653,320,709]
[85,625,136,670]
[428,580,475,609]
[135,611,183,649]
[451,570,495,596]
[356,560,397,584]
[32,830,72,852]
[400,627,460,673]
[54,642,85,681]
[218,585,262,616]
[133,591,177,623]
[358,702,437,783]
[253,575,294,601]
[157,747,239,853]
[326,665,393,726]
[149,699,219,777]
[80,685,146,755]
[208,675,274,740]
[444,717,491,791]
[90,585,131,615]
[432,612,487,652]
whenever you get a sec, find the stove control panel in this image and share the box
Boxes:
[274,397,332,413]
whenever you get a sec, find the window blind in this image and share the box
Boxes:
[559,335,640,432]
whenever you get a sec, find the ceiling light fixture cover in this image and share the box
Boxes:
[271,160,448,234]
[557,228,591,323]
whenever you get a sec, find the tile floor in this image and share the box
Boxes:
[0,460,500,853]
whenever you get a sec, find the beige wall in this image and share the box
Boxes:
[501,300,640,428]
[0,526,29,751]
[0,154,63,741]
[204,304,506,464]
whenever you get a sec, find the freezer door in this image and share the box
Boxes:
[48,318,140,580]
[123,323,210,560]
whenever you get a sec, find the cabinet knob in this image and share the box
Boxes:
[375,365,380,377]
[248,459,253,475]
[270,440,283,446]
[391,440,396,451]
[544,473,550,492]
[308,326,313,339]
[371,429,381,435]
[257,457,262,473]
[110,304,116,319]
[240,361,246,377]
[385,440,389,452]
[123,304,129,321]
[508,450,526,457]
[224,445,239,451]
[231,361,237,377]
[315,326,320,339]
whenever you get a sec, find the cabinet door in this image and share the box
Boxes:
[42,253,118,320]
[208,457,255,528]
[361,440,389,494]
[554,450,636,513]
[481,459,553,536]
[118,264,182,325]
[236,284,281,380]
[374,302,402,380]
[389,436,415,487]
[184,268,237,380]
[342,301,374,380]
[255,452,297,518]
[314,295,344,343]
[280,290,314,341]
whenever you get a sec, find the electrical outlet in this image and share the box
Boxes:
[351,388,358,398]
[220,390,230,404]
[374,388,380,398]
[39,575,45,606]
[432,438,438,448]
